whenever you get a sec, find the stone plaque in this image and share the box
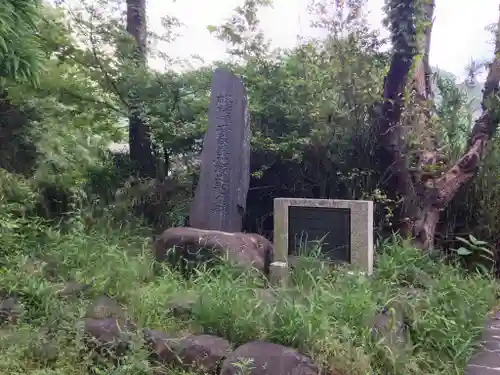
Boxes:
[189,68,251,233]
[287,206,351,263]
[273,198,374,276]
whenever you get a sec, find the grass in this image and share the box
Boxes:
[0,212,498,375]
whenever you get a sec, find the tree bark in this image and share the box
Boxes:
[375,0,427,239]
[377,1,500,249]
[126,0,156,178]
[398,0,437,244]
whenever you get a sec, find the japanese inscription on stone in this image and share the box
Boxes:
[189,68,251,233]
[288,205,351,262]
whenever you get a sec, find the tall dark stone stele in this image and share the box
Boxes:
[189,68,251,233]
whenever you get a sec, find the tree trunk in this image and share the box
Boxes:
[377,1,500,249]
[126,0,156,178]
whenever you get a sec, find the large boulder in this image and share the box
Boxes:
[144,330,232,374]
[154,227,274,275]
[82,296,137,361]
[220,341,318,375]
[83,317,136,358]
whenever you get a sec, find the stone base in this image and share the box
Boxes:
[269,261,289,287]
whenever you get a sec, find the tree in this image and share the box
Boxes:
[207,0,271,62]
[126,0,156,178]
[376,0,500,249]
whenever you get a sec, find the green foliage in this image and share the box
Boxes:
[0,169,38,232]
[450,235,496,274]
[0,0,495,239]
[1,1,500,374]
[0,0,494,239]
[208,0,272,60]
[453,235,492,257]
[0,0,45,84]
[434,73,472,160]
[0,216,496,374]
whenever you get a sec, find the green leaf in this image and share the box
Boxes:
[469,234,488,246]
[454,247,472,256]
[455,236,471,246]
[481,248,495,256]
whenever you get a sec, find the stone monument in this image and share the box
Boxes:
[189,68,251,233]
[271,198,374,283]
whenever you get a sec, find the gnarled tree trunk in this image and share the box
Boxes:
[376,0,500,249]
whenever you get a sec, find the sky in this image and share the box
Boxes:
[148,0,499,80]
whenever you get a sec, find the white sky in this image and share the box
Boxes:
[149,0,499,79]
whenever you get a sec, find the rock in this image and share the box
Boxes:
[54,281,93,297]
[0,297,22,325]
[154,227,274,275]
[371,307,410,354]
[86,295,128,320]
[370,287,423,355]
[83,296,136,359]
[220,341,318,375]
[144,329,232,374]
[166,294,199,318]
[84,317,135,358]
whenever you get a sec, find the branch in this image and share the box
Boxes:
[59,87,125,115]
[87,13,130,110]
[433,6,500,207]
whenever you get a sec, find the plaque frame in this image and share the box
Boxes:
[273,198,374,278]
